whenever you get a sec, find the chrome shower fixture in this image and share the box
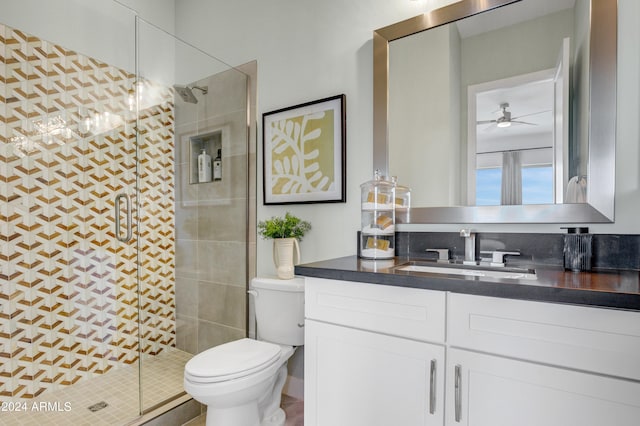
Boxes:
[173,84,208,104]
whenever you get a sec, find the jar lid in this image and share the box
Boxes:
[360,170,395,188]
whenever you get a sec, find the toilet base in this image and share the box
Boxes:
[205,402,260,426]
[262,407,285,426]
[203,403,286,426]
[200,366,290,426]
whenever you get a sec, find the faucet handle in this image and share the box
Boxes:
[426,248,450,262]
[480,250,520,267]
[460,229,474,237]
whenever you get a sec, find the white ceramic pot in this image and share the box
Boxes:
[273,238,300,280]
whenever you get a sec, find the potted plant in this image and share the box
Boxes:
[258,212,311,279]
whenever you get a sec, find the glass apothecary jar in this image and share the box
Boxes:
[393,178,411,223]
[359,172,395,259]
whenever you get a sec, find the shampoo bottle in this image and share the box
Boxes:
[198,149,212,183]
[213,149,222,181]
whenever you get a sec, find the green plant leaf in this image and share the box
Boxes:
[257,212,312,241]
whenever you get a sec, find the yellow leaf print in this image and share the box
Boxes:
[269,109,335,195]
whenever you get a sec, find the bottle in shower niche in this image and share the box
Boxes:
[213,149,222,181]
[198,149,212,183]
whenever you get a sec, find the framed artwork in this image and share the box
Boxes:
[262,94,346,204]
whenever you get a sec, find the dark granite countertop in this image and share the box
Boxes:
[295,256,640,311]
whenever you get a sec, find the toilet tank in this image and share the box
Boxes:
[250,277,305,346]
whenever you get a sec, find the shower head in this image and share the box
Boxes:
[173,84,208,104]
[174,85,198,104]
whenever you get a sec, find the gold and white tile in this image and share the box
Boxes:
[1,22,176,400]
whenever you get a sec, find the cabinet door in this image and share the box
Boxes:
[305,319,445,426]
[445,348,640,426]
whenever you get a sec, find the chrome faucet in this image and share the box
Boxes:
[460,229,477,265]
[480,250,521,267]
[425,248,450,263]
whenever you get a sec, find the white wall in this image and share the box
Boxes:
[175,0,640,276]
[117,0,176,34]
[0,0,175,74]
[389,25,461,207]
[461,9,574,87]
[174,0,448,277]
[573,0,591,177]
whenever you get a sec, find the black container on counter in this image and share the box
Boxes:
[563,227,592,272]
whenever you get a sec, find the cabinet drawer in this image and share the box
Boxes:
[449,293,640,380]
[305,277,445,343]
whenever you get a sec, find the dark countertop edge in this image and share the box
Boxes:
[295,262,640,312]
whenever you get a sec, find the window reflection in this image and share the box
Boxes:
[476,165,553,206]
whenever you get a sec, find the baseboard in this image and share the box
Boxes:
[283,375,304,400]
[126,394,199,426]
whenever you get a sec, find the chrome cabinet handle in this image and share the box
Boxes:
[429,359,437,414]
[115,193,132,242]
[455,364,462,422]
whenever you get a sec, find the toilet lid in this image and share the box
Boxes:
[185,338,281,383]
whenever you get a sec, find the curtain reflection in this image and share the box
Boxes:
[566,175,588,203]
[501,150,522,205]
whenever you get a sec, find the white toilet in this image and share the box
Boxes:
[184,277,305,426]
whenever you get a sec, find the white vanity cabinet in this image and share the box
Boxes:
[446,293,640,426]
[304,277,446,426]
[304,277,640,426]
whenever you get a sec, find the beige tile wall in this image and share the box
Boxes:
[174,67,251,354]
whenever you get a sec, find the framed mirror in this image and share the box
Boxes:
[373,0,616,223]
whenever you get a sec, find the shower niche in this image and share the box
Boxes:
[190,129,224,184]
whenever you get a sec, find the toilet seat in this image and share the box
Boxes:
[185,338,282,384]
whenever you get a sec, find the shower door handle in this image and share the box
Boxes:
[115,193,132,242]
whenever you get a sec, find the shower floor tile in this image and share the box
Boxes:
[0,348,193,426]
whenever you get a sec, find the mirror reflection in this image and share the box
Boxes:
[388,0,589,208]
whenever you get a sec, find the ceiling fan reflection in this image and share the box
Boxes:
[477,102,549,129]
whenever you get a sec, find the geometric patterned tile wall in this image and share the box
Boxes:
[0,23,175,400]
[137,96,176,358]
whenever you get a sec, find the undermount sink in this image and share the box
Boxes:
[395,262,537,280]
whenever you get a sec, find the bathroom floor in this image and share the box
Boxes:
[183,394,304,426]
[0,348,192,426]
[282,395,305,426]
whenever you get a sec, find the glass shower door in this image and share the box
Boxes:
[135,18,250,413]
